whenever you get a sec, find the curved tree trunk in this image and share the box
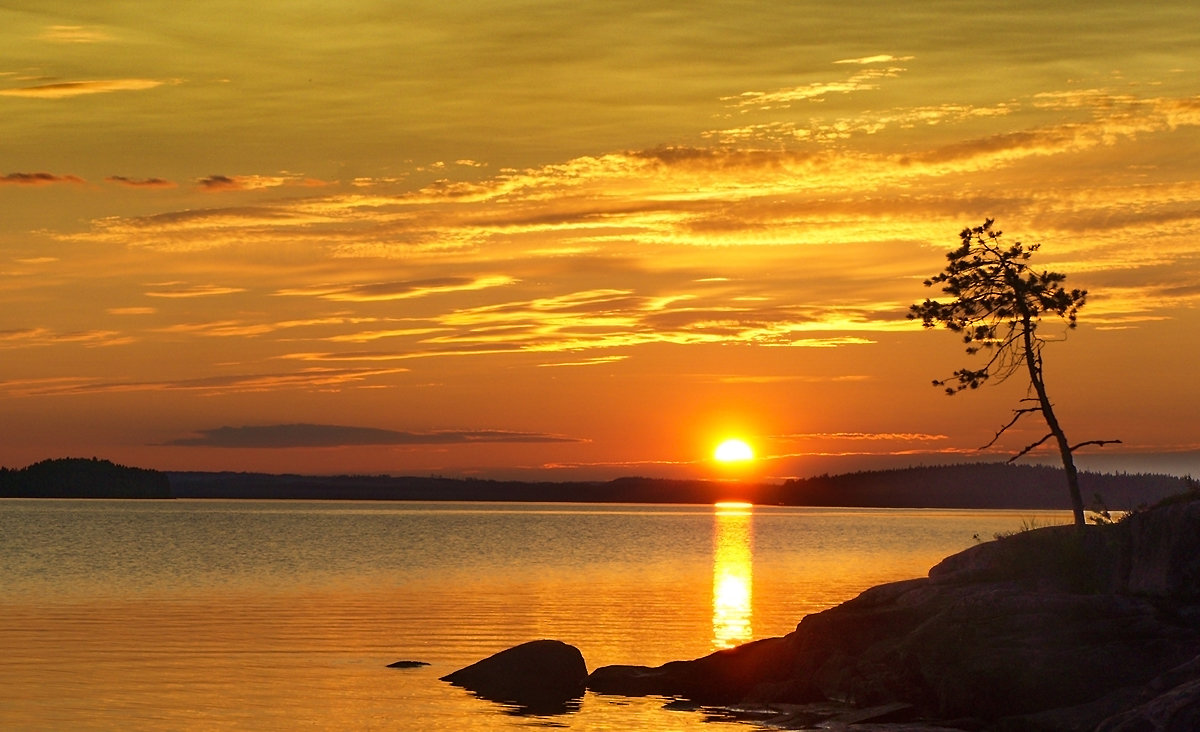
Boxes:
[1021,317,1085,526]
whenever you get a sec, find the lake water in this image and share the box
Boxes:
[0,500,1068,730]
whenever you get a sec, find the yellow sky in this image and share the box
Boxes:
[2,2,1198,479]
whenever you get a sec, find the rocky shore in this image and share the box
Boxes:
[442,492,1200,730]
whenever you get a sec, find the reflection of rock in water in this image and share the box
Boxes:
[713,503,753,649]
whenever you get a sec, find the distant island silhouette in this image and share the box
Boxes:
[0,457,171,499]
[1,457,1189,510]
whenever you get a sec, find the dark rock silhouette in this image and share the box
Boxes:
[441,639,587,715]
[386,660,429,669]
[585,495,1200,730]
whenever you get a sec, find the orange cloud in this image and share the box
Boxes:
[106,175,176,189]
[197,173,333,192]
[278,275,517,302]
[162,423,582,448]
[144,284,246,298]
[779,432,950,442]
[1,172,84,185]
[834,54,914,65]
[39,25,113,43]
[0,327,132,349]
[0,79,167,98]
[107,307,157,315]
[721,65,906,111]
[0,366,410,398]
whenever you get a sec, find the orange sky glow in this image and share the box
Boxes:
[2,2,1198,480]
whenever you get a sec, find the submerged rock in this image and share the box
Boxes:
[386,660,429,669]
[441,639,587,714]
[584,494,1200,730]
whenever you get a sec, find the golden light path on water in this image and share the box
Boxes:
[712,501,754,649]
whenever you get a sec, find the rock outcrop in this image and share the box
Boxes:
[586,495,1200,730]
[441,639,588,713]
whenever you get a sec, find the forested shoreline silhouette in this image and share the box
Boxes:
[2,457,1190,509]
[0,457,171,498]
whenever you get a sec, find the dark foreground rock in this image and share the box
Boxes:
[586,496,1200,730]
[441,639,587,714]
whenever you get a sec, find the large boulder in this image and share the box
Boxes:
[1122,499,1200,599]
[1094,655,1200,732]
[441,639,587,713]
[587,636,798,703]
[585,495,1200,729]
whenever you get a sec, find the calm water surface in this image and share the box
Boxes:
[0,500,1068,730]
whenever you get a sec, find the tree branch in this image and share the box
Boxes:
[1069,439,1123,452]
[980,406,1042,450]
[1006,433,1054,463]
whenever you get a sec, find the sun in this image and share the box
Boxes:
[713,438,755,463]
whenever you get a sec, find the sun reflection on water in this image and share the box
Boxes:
[712,502,753,649]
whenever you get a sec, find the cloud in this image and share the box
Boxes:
[39,25,114,43]
[0,79,167,98]
[715,374,871,384]
[779,432,950,442]
[162,423,582,448]
[197,173,333,192]
[197,175,241,191]
[904,95,1200,171]
[107,307,157,316]
[106,175,176,189]
[144,283,246,298]
[704,102,1016,145]
[834,54,914,65]
[155,320,275,338]
[536,355,628,367]
[1,172,84,185]
[0,327,132,349]
[0,366,410,397]
[46,87,1200,348]
[278,275,517,302]
[721,65,907,111]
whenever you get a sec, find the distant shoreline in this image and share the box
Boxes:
[3,458,1191,510]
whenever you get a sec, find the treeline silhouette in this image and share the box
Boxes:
[169,462,1187,510]
[772,463,1189,510]
[0,457,171,498]
[1,458,1189,509]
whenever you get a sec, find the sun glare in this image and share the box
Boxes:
[713,438,755,463]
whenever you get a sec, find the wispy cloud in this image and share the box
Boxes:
[0,366,409,398]
[107,307,157,316]
[197,173,332,192]
[721,64,908,111]
[39,25,113,44]
[715,374,871,384]
[0,327,132,349]
[277,275,517,302]
[34,85,1200,382]
[1,172,84,185]
[144,283,246,298]
[834,54,914,65]
[162,423,583,448]
[778,432,950,442]
[537,355,628,367]
[0,79,169,98]
[106,175,176,189]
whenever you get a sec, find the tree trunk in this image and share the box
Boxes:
[1021,318,1085,527]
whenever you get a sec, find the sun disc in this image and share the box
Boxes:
[714,438,754,463]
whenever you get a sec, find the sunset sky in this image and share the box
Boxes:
[3,1,1198,480]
